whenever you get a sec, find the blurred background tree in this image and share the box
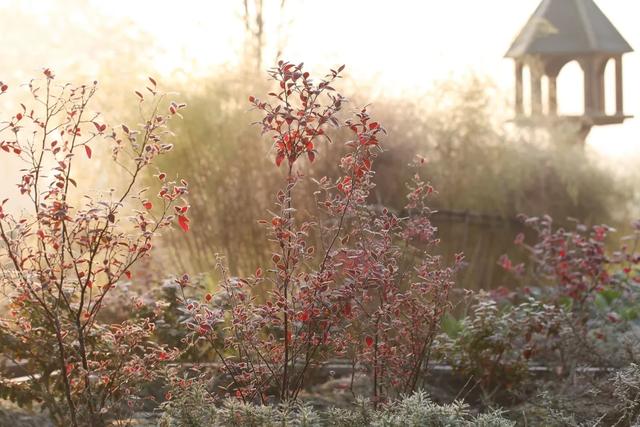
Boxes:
[240,0,290,71]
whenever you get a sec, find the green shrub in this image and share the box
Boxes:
[611,363,640,425]
[159,390,514,427]
[437,294,564,403]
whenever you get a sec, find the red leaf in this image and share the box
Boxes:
[307,151,315,163]
[298,310,310,322]
[255,267,263,278]
[499,254,512,271]
[365,336,374,347]
[125,270,132,279]
[178,215,190,232]
[275,151,285,167]
[93,122,106,133]
[514,233,525,245]
[0,84,7,92]
[84,145,92,159]
[143,200,153,210]
[343,303,352,316]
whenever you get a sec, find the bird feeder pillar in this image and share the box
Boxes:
[615,55,624,115]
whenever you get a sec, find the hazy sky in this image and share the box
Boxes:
[93,0,639,163]
[1,0,639,163]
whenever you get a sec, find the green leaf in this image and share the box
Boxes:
[558,295,574,311]
[593,294,608,311]
[621,307,639,321]
[599,288,621,305]
[441,313,463,339]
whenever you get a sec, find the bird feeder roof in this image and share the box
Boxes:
[506,0,633,58]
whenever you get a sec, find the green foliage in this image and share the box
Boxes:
[611,363,640,425]
[441,313,463,339]
[437,294,564,403]
[159,389,514,427]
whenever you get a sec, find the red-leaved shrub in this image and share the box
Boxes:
[181,62,462,405]
[0,71,188,426]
